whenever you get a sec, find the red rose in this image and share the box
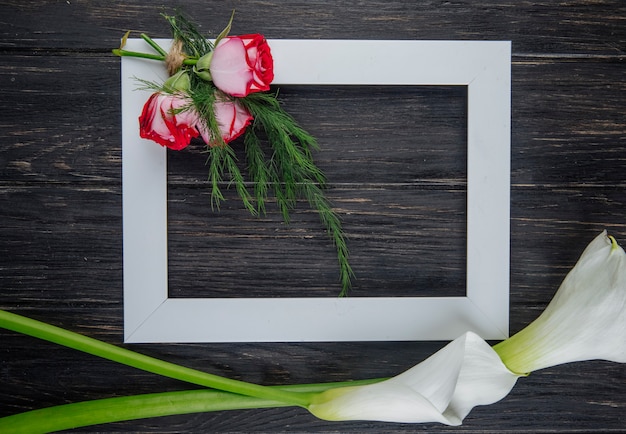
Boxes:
[209,34,274,97]
[139,92,200,150]
[198,94,253,147]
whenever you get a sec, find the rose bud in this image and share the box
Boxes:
[163,70,192,93]
[198,94,253,147]
[139,92,200,150]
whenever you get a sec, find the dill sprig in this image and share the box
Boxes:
[199,89,354,296]
[188,78,256,215]
[240,92,354,296]
[163,13,213,58]
[163,13,353,295]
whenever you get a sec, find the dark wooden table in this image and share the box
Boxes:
[1,1,625,432]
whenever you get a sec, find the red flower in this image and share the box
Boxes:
[209,34,274,97]
[139,92,200,150]
[198,94,253,147]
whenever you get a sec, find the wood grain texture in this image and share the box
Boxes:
[1,0,625,432]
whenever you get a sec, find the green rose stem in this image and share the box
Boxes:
[111,48,164,62]
[111,48,198,66]
[0,310,313,406]
[112,33,198,65]
[139,33,168,56]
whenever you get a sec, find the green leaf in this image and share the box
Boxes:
[119,30,131,50]
[214,9,236,48]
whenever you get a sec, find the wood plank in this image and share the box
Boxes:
[1,329,624,431]
[1,55,625,186]
[167,185,467,298]
[511,58,626,186]
[1,183,624,313]
[1,0,625,431]
[0,1,624,56]
[0,54,121,183]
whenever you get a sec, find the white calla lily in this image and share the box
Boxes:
[308,332,520,425]
[494,230,626,374]
[0,232,624,431]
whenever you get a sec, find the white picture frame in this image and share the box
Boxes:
[122,39,511,343]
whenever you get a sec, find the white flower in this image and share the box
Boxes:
[494,231,626,374]
[307,332,520,425]
[306,231,625,425]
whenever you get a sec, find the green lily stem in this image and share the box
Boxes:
[0,310,312,407]
[0,380,385,434]
[0,390,286,434]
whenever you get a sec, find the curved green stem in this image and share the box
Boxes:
[112,48,198,65]
[0,390,284,434]
[111,48,198,65]
[2,379,384,434]
[0,310,312,407]
[140,33,168,56]
[0,379,385,434]
[112,48,165,62]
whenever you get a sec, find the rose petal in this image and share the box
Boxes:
[209,35,274,97]
[210,38,253,97]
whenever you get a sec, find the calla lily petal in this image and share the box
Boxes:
[308,332,520,425]
[494,231,626,374]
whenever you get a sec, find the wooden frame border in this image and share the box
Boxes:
[122,39,511,342]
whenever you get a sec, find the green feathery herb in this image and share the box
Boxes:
[197,88,353,295]
[244,130,271,215]
[160,13,354,295]
[239,93,354,296]
[163,13,214,58]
